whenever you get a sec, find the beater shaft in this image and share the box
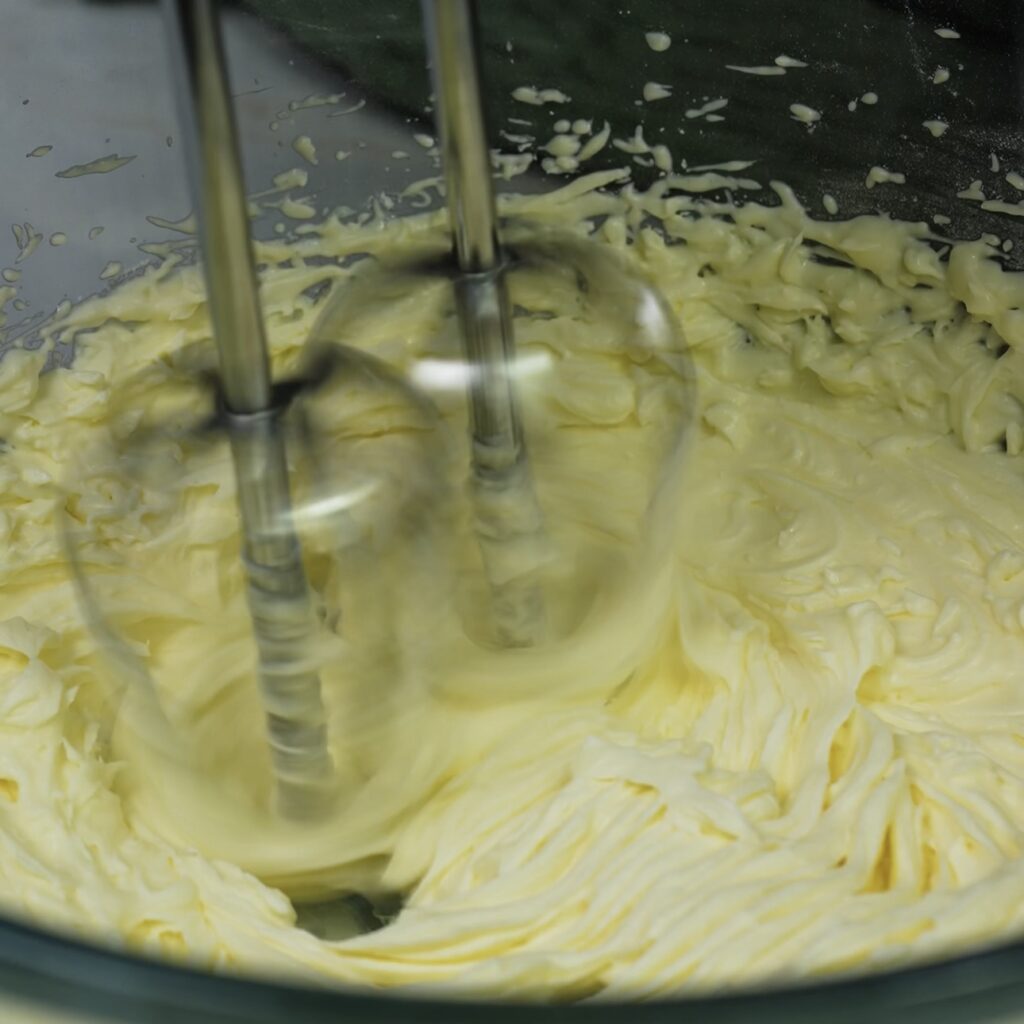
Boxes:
[423,0,546,646]
[163,0,332,817]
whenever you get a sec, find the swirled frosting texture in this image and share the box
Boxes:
[2,175,1024,999]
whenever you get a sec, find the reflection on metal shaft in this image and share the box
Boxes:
[227,409,333,817]
[422,0,498,274]
[162,0,331,816]
[423,0,546,646]
[163,0,270,414]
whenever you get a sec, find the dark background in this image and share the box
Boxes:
[235,0,1024,246]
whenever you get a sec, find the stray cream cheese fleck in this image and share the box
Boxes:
[643,82,673,102]
[292,135,319,166]
[512,86,571,106]
[54,153,136,179]
[865,165,906,188]
[789,103,821,125]
[685,98,728,120]
[727,64,786,76]
[958,180,987,201]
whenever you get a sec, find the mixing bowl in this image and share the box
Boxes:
[3,0,1024,1020]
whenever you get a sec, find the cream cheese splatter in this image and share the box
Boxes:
[54,153,136,179]
[727,64,786,76]
[685,98,729,120]
[512,87,571,105]
[643,82,673,102]
[292,135,318,166]
[865,166,906,188]
[958,180,987,201]
[789,103,821,125]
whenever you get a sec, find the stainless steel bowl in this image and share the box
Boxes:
[3,1,1024,1020]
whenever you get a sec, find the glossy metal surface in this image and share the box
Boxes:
[163,0,331,817]
[423,0,544,646]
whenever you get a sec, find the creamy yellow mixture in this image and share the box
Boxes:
[3,171,1024,1000]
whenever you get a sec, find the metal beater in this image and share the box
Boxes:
[145,0,549,817]
[66,0,693,836]
[162,0,333,819]
[421,0,548,649]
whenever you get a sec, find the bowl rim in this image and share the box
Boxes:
[3,913,1024,1023]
